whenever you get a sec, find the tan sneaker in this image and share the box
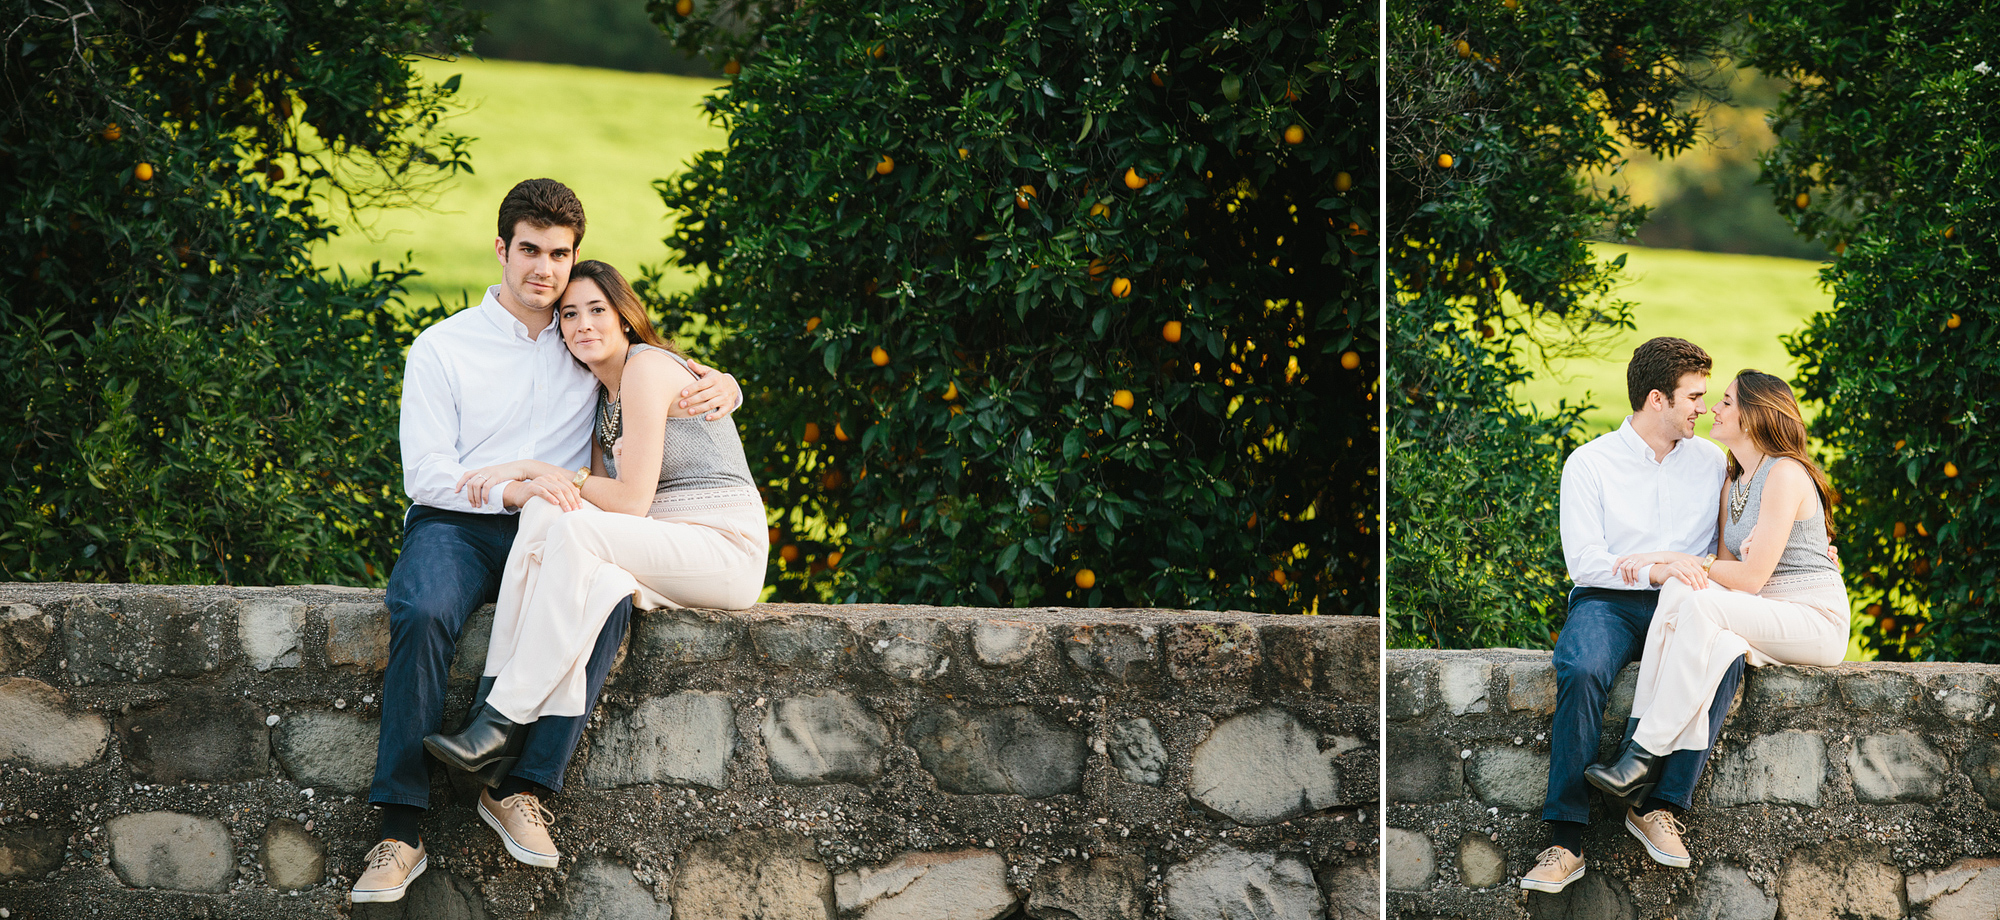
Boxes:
[351,838,426,903]
[1520,845,1585,893]
[479,788,560,868]
[1626,807,1691,868]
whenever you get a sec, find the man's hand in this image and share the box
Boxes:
[679,358,741,421]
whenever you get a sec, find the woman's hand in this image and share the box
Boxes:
[1613,551,1708,589]
[515,471,584,512]
[455,460,572,509]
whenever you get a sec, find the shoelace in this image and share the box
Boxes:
[1640,810,1687,837]
[500,793,556,830]
[364,840,408,873]
[1533,846,1570,869]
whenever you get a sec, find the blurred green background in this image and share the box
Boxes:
[1519,64,1834,437]
[310,56,726,309]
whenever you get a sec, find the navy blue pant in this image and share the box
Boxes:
[369,505,633,808]
[1543,586,1745,823]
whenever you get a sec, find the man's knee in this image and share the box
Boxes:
[387,586,466,645]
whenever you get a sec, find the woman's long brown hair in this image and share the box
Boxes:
[560,260,680,357]
[1726,369,1836,540]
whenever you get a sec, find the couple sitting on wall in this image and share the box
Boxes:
[1522,336,1851,892]
[351,179,769,903]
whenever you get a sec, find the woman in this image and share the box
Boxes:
[421,260,767,860]
[1584,371,1849,814]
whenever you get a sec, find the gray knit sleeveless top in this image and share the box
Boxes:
[1720,458,1837,579]
[595,344,756,495]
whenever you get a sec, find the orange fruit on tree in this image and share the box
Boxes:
[1456,39,1472,58]
[101,123,121,142]
[1112,389,1135,410]
[1948,313,1963,329]
[803,422,821,443]
[871,346,890,366]
[1894,521,1908,539]
[1270,569,1287,585]
[1283,125,1305,145]
[870,43,886,60]
[723,59,741,75]
[1946,462,1960,478]
[1110,277,1133,297]
[1503,0,1517,7]
[1089,202,1110,218]
[780,544,800,563]
[1150,70,1165,87]
[675,0,692,14]
[1334,171,1352,192]
[133,162,154,181]
[805,316,821,333]
[1016,185,1036,209]
[1795,191,1810,209]
[957,147,970,160]
[827,550,843,567]
[1945,225,1957,240]
[1162,320,1182,343]
[1074,569,1096,589]
[768,526,782,544]
[1088,258,1107,277]
[1895,439,1907,450]
[1123,167,1148,190]
[1436,153,1454,169]
[876,155,894,175]
[1246,512,1258,529]
[1340,350,1361,370]
[943,381,958,400]
[834,422,850,441]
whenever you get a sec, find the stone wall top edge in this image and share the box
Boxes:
[0,582,1370,628]
[1390,646,1998,674]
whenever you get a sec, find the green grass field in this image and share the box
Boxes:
[311,57,728,309]
[1514,243,1836,435]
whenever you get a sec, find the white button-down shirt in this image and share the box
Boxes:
[1559,418,1728,590]
[399,287,598,514]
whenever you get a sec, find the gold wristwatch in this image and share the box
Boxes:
[1700,554,1717,572]
[571,467,591,488]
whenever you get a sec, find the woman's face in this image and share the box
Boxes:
[1709,379,1742,441]
[558,277,629,365]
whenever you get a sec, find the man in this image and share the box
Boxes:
[1520,336,1746,893]
[352,179,742,903]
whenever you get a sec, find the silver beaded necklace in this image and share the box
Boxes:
[1729,455,1766,524]
[595,386,622,450]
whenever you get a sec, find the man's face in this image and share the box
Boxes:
[1659,371,1709,440]
[493,221,578,315]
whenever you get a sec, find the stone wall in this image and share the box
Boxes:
[1388,649,2000,920]
[0,584,1377,919]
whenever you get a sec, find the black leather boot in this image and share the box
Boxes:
[423,703,525,780]
[1584,742,1661,801]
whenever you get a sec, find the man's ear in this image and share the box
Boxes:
[494,236,508,265]
[1645,389,1666,412]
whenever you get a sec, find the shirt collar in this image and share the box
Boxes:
[478,286,560,342]
[1614,416,1684,463]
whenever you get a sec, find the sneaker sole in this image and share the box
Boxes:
[1519,863,1584,893]
[1625,813,1692,868]
[479,799,560,868]
[351,854,426,903]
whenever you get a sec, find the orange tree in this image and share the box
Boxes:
[645,0,1373,611]
[0,1,475,582]
[1746,2,2000,660]
[1387,0,1742,647]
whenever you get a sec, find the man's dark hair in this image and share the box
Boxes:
[1626,336,1712,410]
[497,178,586,248]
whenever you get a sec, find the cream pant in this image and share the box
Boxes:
[483,489,767,722]
[1630,576,1849,754]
